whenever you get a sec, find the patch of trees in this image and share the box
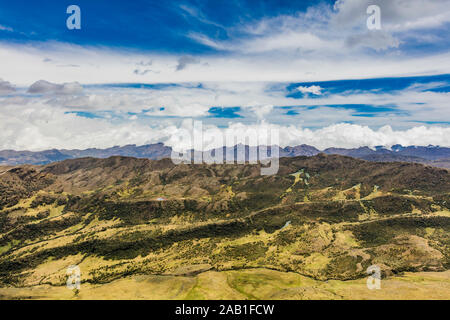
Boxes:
[349,216,450,247]
[361,195,434,215]
[0,215,82,247]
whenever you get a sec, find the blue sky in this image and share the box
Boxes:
[0,0,449,150]
[0,0,330,52]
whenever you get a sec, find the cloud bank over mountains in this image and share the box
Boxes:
[0,91,449,152]
[0,73,449,151]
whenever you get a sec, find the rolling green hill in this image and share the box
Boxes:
[0,154,449,299]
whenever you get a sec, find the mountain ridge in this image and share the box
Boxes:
[1,143,450,168]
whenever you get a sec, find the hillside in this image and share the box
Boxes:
[0,154,449,299]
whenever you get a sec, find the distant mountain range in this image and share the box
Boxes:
[0,143,172,166]
[1,143,449,168]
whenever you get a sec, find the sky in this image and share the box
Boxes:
[0,0,449,151]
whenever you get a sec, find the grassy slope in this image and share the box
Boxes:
[1,268,449,300]
[0,155,449,299]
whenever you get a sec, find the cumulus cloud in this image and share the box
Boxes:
[248,104,274,120]
[27,80,83,95]
[0,79,16,95]
[297,85,323,95]
[0,98,449,151]
[198,122,450,150]
[176,56,200,71]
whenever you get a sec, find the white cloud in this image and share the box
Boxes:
[296,85,323,95]
[176,56,200,71]
[231,31,340,54]
[0,42,449,85]
[345,31,401,50]
[28,80,83,95]
[1,99,449,151]
[332,0,450,31]
[1,77,448,125]
[0,79,15,94]
[0,25,13,32]
[248,104,274,120]
[188,33,228,51]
